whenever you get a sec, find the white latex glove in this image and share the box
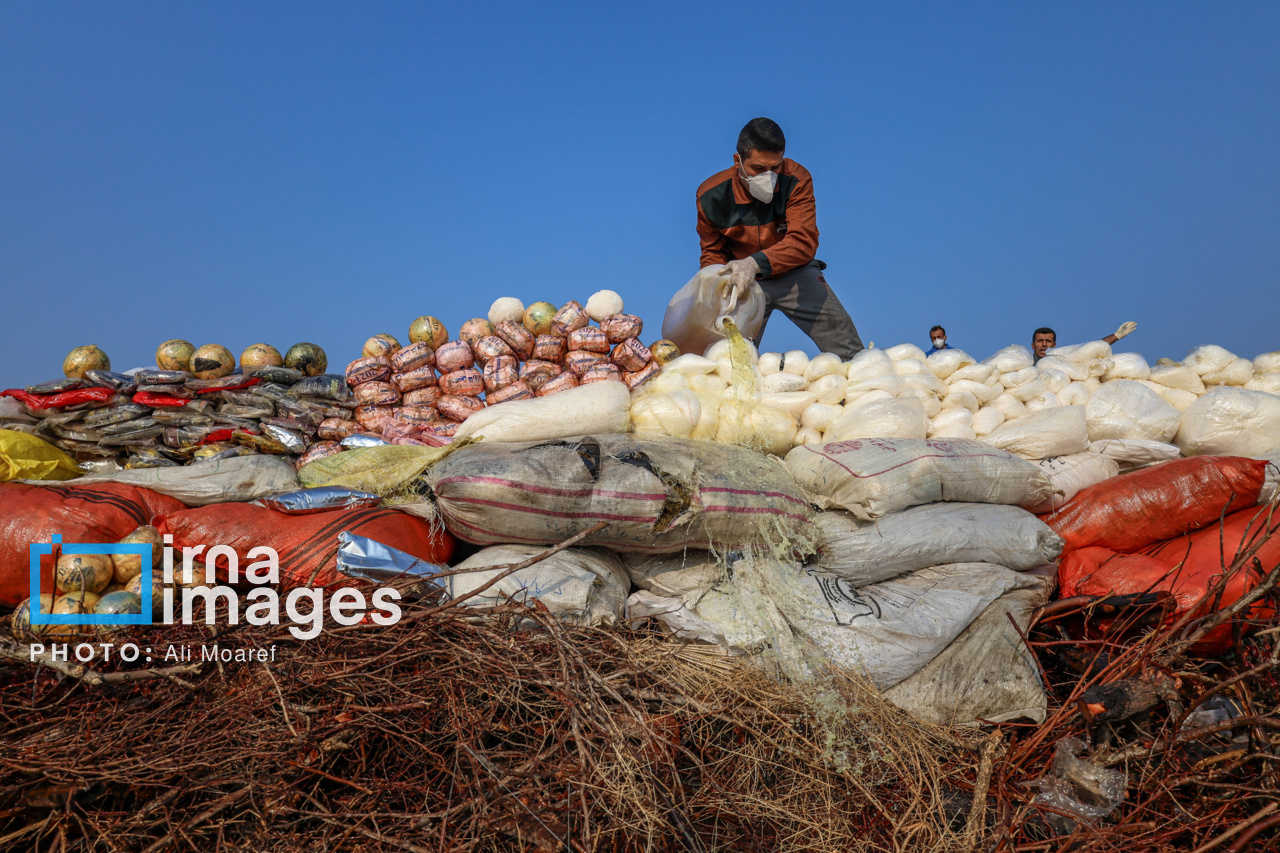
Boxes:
[723,257,760,298]
[1114,321,1137,339]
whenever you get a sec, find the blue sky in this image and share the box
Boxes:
[2,2,1277,389]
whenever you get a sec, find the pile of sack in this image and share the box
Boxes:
[630,338,1280,462]
[1,365,354,473]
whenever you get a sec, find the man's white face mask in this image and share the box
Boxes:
[739,161,779,203]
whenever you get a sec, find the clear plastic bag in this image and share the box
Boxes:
[661,266,766,357]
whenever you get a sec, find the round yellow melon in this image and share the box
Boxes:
[126,573,168,616]
[523,302,557,335]
[10,595,55,640]
[409,316,449,349]
[55,591,100,614]
[113,525,163,583]
[63,345,111,379]
[191,344,236,380]
[459,318,495,348]
[649,340,681,366]
[285,342,328,376]
[156,340,196,372]
[363,334,402,358]
[56,553,113,595]
[240,343,284,371]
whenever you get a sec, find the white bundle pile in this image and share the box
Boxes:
[628,336,1280,464]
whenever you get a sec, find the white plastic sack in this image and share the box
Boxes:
[759,372,808,394]
[758,391,818,419]
[980,406,1090,460]
[1148,364,1206,394]
[1089,438,1182,468]
[942,389,980,414]
[885,343,927,362]
[803,353,844,382]
[661,265,766,357]
[1174,386,1280,457]
[1244,373,1280,394]
[1057,382,1091,407]
[925,348,976,380]
[1201,357,1254,387]
[1160,387,1201,412]
[784,437,1058,520]
[448,545,630,626]
[898,388,942,418]
[928,408,973,436]
[623,551,723,603]
[845,349,896,383]
[1035,356,1088,382]
[981,345,1034,373]
[885,570,1055,725]
[1024,391,1062,413]
[663,353,718,377]
[1104,353,1151,381]
[1083,380,1180,442]
[811,503,1064,585]
[455,381,631,443]
[633,560,1042,689]
[801,402,844,431]
[1254,352,1280,373]
[808,373,846,405]
[630,390,702,439]
[1183,344,1237,377]
[1001,366,1039,388]
[949,378,1002,404]
[795,427,825,445]
[1024,452,1119,512]
[846,373,904,396]
[65,455,301,506]
[948,363,998,385]
[824,397,927,442]
[971,407,1006,436]
[989,393,1028,421]
[1045,340,1111,363]
[715,403,798,456]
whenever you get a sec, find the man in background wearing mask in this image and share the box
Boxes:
[697,117,864,359]
[929,325,951,353]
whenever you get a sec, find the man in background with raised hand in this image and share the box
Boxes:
[697,117,864,359]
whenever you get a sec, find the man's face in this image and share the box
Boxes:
[1033,333,1056,358]
[735,148,784,178]
[931,332,946,349]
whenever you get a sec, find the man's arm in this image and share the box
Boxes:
[697,196,730,268]
[1102,321,1138,346]
[753,165,819,278]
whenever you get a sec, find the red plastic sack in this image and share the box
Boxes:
[132,391,192,408]
[155,503,455,589]
[1042,456,1267,553]
[0,483,187,607]
[1059,507,1279,654]
[1,387,115,410]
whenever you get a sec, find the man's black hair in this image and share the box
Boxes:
[737,117,786,158]
[930,325,946,336]
[1033,327,1056,340]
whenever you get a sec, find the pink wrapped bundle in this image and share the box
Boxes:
[487,381,533,404]
[434,341,475,373]
[346,356,391,386]
[533,334,567,362]
[567,326,610,353]
[535,372,580,396]
[519,358,562,382]
[611,338,653,372]
[354,381,401,407]
[380,419,421,443]
[580,363,622,384]
[483,355,519,393]
[355,404,398,429]
[552,300,589,336]
[623,361,661,390]
[496,320,535,361]
[565,350,609,375]
[438,394,485,421]
[601,314,644,343]
[393,365,437,393]
[459,318,496,348]
[403,386,443,408]
[397,405,440,425]
[390,341,436,373]
[423,421,459,440]
[296,441,343,470]
[473,335,515,365]
[318,418,360,441]
[439,368,485,397]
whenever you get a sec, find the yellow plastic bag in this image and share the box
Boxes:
[0,429,83,482]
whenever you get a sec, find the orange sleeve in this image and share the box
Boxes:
[759,165,819,277]
[697,194,730,268]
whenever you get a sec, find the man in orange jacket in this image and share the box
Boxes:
[697,117,864,358]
